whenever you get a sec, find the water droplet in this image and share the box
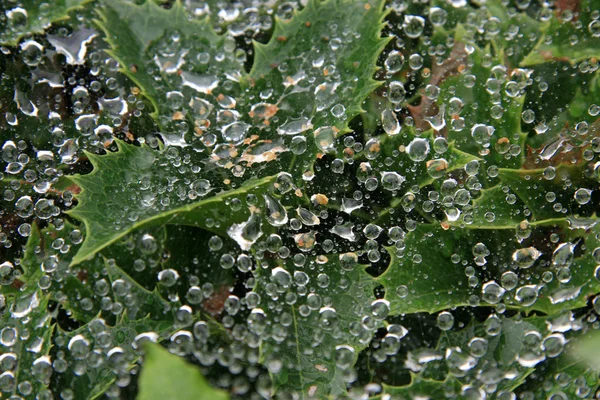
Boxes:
[436,311,454,331]
[68,335,91,359]
[574,188,592,205]
[512,247,541,269]
[552,243,575,268]
[381,172,405,191]
[297,207,320,226]
[515,285,539,306]
[381,109,400,135]
[264,194,288,227]
[406,138,430,161]
[158,269,180,287]
[335,345,355,369]
[314,126,336,152]
[403,15,425,38]
[482,281,506,304]
[384,51,405,73]
[271,267,292,288]
[371,299,390,320]
[227,213,263,250]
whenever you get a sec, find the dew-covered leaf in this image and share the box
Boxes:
[0,224,55,398]
[3,0,600,398]
[254,254,378,397]
[248,0,389,134]
[521,0,600,66]
[52,315,175,400]
[0,0,89,46]
[96,0,243,128]
[66,140,276,265]
[438,42,528,169]
[377,226,478,315]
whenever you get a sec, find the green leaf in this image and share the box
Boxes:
[376,375,461,399]
[571,330,600,371]
[255,254,378,397]
[376,315,549,398]
[438,42,528,170]
[520,0,600,66]
[497,164,595,221]
[96,0,242,123]
[528,218,600,314]
[513,334,600,398]
[137,342,229,400]
[96,0,388,178]
[52,315,175,400]
[377,226,476,315]
[0,224,55,398]
[14,222,45,290]
[453,185,530,229]
[379,214,600,316]
[0,0,90,46]
[104,255,174,320]
[67,140,276,265]
[375,127,480,188]
[480,0,545,67]
[248,0,389,134]
[371,127,481,224]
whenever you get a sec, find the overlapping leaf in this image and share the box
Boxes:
[0,0,89,46]
[138,343,229,400]
[66,140,276,265]
[521,0,600,66]
[254,254,378,397]
[0,224,55,398]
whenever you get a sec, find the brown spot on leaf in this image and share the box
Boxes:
[202,286,230,316]
[554,0,580,18]
[408,42,468,131]
[11,279,24,290]
[77,269,88,283]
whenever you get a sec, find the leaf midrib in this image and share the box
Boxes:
[68,174,276,265]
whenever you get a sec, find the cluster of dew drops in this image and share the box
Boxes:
[1,0,600,398]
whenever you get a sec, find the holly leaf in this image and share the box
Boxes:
[521,0,600,66]
[379,213,600,316]
[255,254,378,397]
[95,0,388,179]
[497,164,595,221]
[0,0,90,46]
[377,225,478,315]
[96,0,242,126]
[52,315,175,400]
[480,0,545,67]
[66,140,276,265]
[438,41,528,170]
[70,0,390,263]
[0,224,55,398]
[377,315,586,398]
[248,0,389,134]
